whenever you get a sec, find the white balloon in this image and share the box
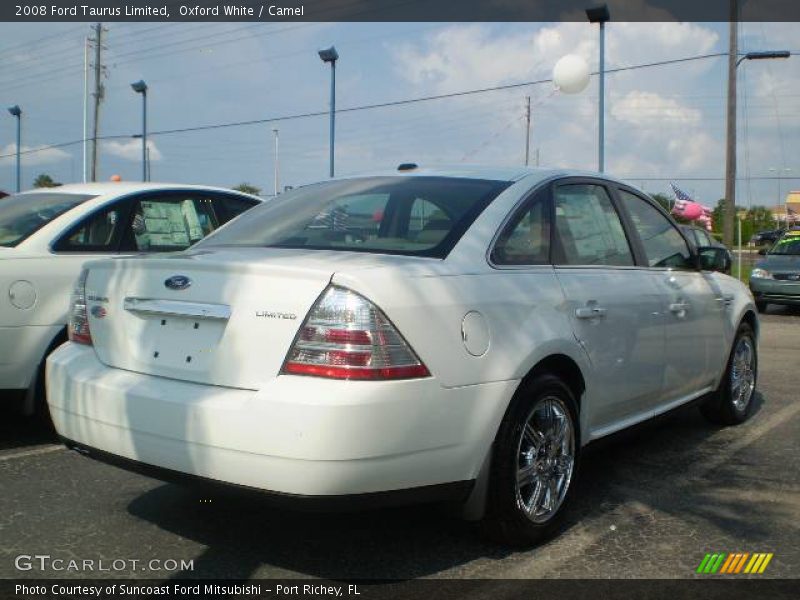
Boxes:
[553,54,590,94]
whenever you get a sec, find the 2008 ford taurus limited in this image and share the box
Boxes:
[47,166,757,546]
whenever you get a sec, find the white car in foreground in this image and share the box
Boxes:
[47,167,757,546]
[0,182,260,418]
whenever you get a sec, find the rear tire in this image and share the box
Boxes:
[32,357,54,430]
[480,374,579,547]
[700,322,757,426]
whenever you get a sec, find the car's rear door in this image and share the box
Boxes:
[615,186,728,404]
[550,178,666,434]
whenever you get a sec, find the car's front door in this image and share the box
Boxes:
[551,180,666,434]
[616,188,727,403]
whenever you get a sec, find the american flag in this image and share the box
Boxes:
[311,205,349,231]
[670,182,694,203]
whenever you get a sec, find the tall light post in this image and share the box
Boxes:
[723,33,790,246]
[586,4,609,172]
[130,80,148,182]
[7,105,21,193]
[318,46,338,178]
[272,128,280,196]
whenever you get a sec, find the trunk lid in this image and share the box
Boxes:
[84,248,343,389]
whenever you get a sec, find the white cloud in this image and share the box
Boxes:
[103,139,162,162]
[0,143,69,166]
[612,90,702,127]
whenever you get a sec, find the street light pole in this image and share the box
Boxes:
[318,46,338,178]
[130,80,148,182]
[8,105,21,193]
[586,4,610,173]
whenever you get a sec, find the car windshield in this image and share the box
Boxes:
[0,192,96,247]
[769,234,800,255]
[197,176,511,258]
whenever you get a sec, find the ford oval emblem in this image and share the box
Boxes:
[164,275,192,291]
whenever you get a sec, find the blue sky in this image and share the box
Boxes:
[0,21,798,209]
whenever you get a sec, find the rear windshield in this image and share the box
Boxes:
[0,192,96,247]
[197,176,510,258]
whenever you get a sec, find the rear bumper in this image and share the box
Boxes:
[47,343,516,497]
[60,436,473,509]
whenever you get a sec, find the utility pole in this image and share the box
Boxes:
[524,96,531,166]
[723,2,738,247]
[89,23,105,182]
[272,128,280,196]
[82,36,89,183]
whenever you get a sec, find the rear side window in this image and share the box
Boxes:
[491,194,549,265]
[619,190,693,269]
[197,176,511,258]
[554,184,633,266]
[0,192,96,247]
[54,205,127,252]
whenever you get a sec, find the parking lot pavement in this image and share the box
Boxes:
[1,308,799,581]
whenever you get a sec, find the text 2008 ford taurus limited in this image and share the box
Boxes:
[47,166,757,546]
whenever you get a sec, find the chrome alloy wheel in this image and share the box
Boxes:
[514,396,575,524]
[730,336,756,412]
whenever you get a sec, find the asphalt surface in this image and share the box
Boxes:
[1,308,798,581]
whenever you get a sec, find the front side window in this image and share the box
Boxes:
[554,184,633,266]
[123,195,220,252]
[0,192,96,247]
[197,177,511,258]
[619,190,693,269]
[491,195,549,265]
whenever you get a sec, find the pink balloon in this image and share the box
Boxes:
[683,202,704,220]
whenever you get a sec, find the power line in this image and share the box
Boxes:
[0,51,735,161]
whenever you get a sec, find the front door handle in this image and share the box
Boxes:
[575,306,607,319]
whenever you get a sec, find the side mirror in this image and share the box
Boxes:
[758,248,768,255]
[697,246,731,274]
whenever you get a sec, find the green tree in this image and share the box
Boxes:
[33,173,61,188]
[232,183,261,195]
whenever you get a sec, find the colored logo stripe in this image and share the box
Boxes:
[698,552,773,574]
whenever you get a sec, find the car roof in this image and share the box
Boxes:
[14,182,260,199]
[333,165,637,186]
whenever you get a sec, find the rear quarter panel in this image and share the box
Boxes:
[332,267,588,389]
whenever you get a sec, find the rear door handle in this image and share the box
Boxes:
[669,302,690,314]
[575,306,607,319]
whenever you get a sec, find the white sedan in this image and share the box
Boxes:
[0,182,261,418]
[47,167,757,546]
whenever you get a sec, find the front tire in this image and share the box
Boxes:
[700,322,757,425]
[480,374,579,547]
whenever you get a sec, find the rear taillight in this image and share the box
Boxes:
[282,286,430,380]
[67,268,92,345]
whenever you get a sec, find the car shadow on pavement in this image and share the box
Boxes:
[127,484,510,580]
[0,402,57,451]
[125,393,773,580]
